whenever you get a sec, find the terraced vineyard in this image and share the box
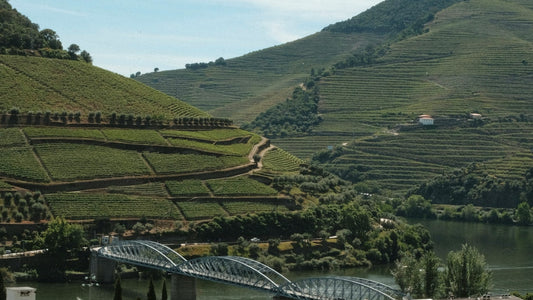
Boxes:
[166,180,211,197]
[221,200,290,215]
[0,126,281,222]
[138,31,388,124]
[45,193,182,220]
[206,177,278,196]
[176,200,228,220]
[272,0,533,194]
[0,54,208,120]
[259,147,305,176]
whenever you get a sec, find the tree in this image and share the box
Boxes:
[38,216,86,281]
[113,276,122,300]
[147,278,156,300]
[40,29,62,49]
[516,202,531,225]
[68,44,80,54]
[392,253,423,297]
[444,244,491,297]
[161,279,168,300]
[80,50,92,63]
[0,268,5,300]
[422,251,442,298]
[393,251,442,298]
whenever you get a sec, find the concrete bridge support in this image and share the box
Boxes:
[90,252,116,284]
[171,274,197,300]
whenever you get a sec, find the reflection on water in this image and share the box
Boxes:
[11,219,533,299]
[411,219,533,294]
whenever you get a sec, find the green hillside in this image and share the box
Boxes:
[0,55,208,120]
[137,31,387,124]
[0,124,307,222]
[277,0,533,194]
[138,0,533,197]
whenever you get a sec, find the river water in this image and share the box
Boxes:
[10,219,533,299]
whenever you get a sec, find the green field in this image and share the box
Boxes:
[0,128,27,146]
[221,201,290,215]
[106,182,170,197]
[45,193,182,219]
[206,177,278,196]
[24,127,106,140]
[176,200,228,220]
[35,143,150,181]
[160,128,251,142]
[101,128,168,145]
[143,152,248,174]
[166,180,211,197]
[0,147,50,182]
[261,147,305,173]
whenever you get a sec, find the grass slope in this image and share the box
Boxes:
[0,55,208,120]
[137,31,387,123]
[271,0,533,194]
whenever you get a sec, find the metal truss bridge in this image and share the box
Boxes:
[94,240,404,300]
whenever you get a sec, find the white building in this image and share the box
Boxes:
[6,287,36,300]
[418,116,434,125]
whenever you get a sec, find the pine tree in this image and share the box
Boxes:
[113,276,122,300]
[161,279,168,300]
[147,278,156,300]
[0,270,6,300]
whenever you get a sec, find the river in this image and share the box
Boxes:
[10,219,533,299]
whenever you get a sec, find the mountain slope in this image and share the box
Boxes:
[277,0,533,193]
[0,55,208,120]
[137,31,387,124]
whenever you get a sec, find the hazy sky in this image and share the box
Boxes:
[10,0,383,76]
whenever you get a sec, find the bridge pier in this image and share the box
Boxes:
[90,251,116,284]
[171,274,197,300]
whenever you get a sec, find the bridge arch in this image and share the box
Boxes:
[172,256,291,292]
[96,240,186,271]
[278,276,404,300]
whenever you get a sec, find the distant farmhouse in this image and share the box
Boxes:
[418,114,434,125]
[470,113,482,119]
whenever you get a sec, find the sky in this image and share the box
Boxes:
[10,0,383,76]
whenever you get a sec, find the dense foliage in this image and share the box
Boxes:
[242,86,321,138]
[0,0,91,61]
[333,45,389,70]
[323,0,460,35]
[410,165,533,208]
[37,217,87,281]
[196,203,432,269]
[393,244,491,299]
[444,244,492,297]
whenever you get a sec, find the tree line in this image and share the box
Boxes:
[0,0,91,62]
[185,57,226,70]
[409,164,533,208]
[323,0,460,35]
[0,108,233,128]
